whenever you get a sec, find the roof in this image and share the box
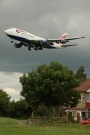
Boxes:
[75,79,90,92]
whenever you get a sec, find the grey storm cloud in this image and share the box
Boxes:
[0,0,90,76]
[0,0,90,100]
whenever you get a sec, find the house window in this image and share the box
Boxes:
[79,94,82,101]
[86,93,90,101]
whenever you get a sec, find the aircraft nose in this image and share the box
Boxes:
[4,30,8,35]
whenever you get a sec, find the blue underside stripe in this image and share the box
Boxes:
[7,34,56,49]
[46,46,56,49]
[7,35,30,43]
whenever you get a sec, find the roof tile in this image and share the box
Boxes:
[75,79,90,92]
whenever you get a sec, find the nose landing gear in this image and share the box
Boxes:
[11,41,14,43]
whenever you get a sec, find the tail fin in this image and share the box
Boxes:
[60,33,68,39]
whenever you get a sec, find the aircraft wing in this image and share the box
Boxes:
[47,36,86,43]
[26,35,86,48]
[65,36,86,41]
[28,40,50,47]
[47,39,61,42]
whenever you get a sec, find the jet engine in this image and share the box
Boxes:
[14,43,22,48]
[60,39,67,44]
[40,40,48,45]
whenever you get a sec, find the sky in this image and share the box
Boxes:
[0,0,90,101]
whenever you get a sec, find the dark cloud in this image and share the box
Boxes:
[0,0,90,76]
[0,0,90,100]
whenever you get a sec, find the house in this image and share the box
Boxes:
[65,79,90,121]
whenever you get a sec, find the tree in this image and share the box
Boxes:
[20,62,80,119]
[0,89,11,116]
[8,100,16,118]
[14,99,32,119]
[9,99,32,119]
[36,103,48,117]
[75,66,87,83]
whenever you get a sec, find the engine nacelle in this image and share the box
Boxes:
[40,40,48,45]
[60,39,66,44]
[14,43,22,48]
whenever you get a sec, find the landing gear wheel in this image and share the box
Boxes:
[34,48,38,50]
[11,41,14,43]
[28,47,31,51]
[38,47,43,50]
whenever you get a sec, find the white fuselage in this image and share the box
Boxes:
[4,27,65,49]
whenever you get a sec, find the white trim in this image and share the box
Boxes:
[79,94,82,101]
[87,89,90,92]
[86,93,90,101]
[65,110,90,112]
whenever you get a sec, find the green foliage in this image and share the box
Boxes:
[9,100,16,118]
[9,99,32,119]
[36,104,48,117]
[75,66,87,83]
[20,62,80,115]
[0,89,11,116]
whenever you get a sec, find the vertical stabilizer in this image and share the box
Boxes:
[60,33,68,39]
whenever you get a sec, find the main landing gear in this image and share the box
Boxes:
[34,47,38,50]
[28,46,31,51]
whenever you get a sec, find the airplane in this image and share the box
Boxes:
[4,27,86,51]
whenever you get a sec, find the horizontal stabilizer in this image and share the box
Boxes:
[65,44,77,47]
[61,44,77,48]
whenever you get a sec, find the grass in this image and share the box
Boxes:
[0,117,90,135]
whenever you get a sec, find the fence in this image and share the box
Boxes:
[26,117,66,124]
